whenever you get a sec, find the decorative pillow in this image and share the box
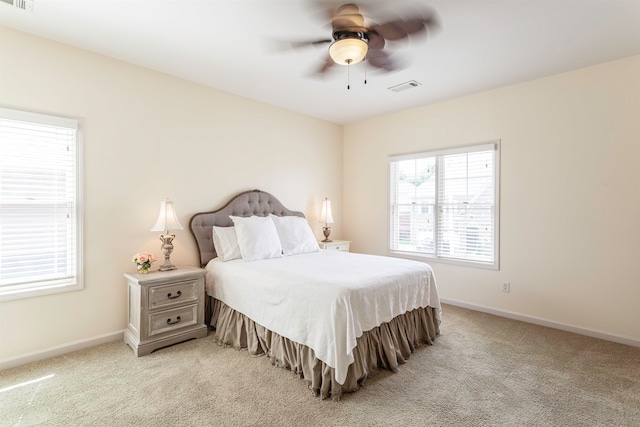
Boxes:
[229,215,283,262]
[212,226,242,262]
[269,214,320,256]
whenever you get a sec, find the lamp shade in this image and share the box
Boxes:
[329,38,368,65]
[319,198,334,224]
[150,199,184,232]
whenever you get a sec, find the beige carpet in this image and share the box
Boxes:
[1,304,639,426]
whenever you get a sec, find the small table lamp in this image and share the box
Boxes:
[319,197,334,242]
[151,199,183,271]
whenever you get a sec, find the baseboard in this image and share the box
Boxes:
[2,302,637,370]
[440,298,640,348]
[0,330,125,371]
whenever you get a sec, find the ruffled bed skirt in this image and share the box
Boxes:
[205,296,440,401]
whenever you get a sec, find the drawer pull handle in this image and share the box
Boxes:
[167,291,182,300]
[167,316,181,325]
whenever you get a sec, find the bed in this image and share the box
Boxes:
[189,189,441,400]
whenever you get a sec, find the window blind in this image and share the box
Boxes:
[389,142,499,269]
[0,108,82,299]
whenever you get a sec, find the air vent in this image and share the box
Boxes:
[0,0,33,12]
[388,80,422,93]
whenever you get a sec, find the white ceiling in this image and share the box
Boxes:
[1,0,639,124]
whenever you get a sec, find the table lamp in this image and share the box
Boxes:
[319,197,334,243]
[151,199,183,271]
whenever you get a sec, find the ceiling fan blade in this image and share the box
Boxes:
[423,13,442,35]
[367,31,385,50]
[313,54,336,75]
[309,1,341,21]
[370,6,441,40]
[266,38,331,54]
[307,1,359,29]
[290,39,333,50]
[367,49,397,72]
[369,18,428,41]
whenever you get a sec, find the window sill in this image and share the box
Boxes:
[0,282,83,302]
[388,250,499,271]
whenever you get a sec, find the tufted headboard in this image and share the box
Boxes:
[189,189,305,267]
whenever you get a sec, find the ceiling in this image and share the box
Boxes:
[1,0,639,125]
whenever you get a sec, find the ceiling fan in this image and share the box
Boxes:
[290,3,440,83]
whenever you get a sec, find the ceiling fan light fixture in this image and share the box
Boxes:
[329,38,368,65]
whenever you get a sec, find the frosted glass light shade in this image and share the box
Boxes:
[150,199,184,232]
[319,198,334,225]
[329,38,368,65]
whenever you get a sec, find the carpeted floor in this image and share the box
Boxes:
[1,304,639,426]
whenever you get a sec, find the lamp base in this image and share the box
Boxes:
[158,263,177,272]
[158,233,178,271]
[322,226,332,243]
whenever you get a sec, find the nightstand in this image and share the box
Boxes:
[318,240,351,252]
[123,266,207,356]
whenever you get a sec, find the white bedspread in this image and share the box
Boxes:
[205,250,440,385]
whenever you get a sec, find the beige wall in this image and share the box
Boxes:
[0,27,343,360]
[343,56,640,341]
[1,25,638,363]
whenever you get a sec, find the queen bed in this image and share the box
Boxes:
[189,189,441,400]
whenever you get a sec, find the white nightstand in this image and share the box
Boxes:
[123,266,207,356]
[318,240,351,252]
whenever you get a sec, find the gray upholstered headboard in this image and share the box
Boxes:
[189,189,305,267]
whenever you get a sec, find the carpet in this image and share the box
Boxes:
[1,304,639,426]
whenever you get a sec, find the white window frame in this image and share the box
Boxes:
[388,141,500,270]
[0,107,83,301]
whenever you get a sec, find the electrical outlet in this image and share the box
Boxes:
[502,282,511,293]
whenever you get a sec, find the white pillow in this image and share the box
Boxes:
[212,226,242,262]
[229,215,283,262]
[269,214,320,256]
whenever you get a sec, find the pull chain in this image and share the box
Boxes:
[347,59,352,90]
[364,56,367,85]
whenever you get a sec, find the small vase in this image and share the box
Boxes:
[136,263,150,274]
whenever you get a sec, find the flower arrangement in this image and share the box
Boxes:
[132,252,158,274]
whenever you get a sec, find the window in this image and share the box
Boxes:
[0,108,83,300]
[389,141,499,269]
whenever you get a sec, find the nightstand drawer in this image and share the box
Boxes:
[148,304,198,337]
[319,240,351,252]
[327,243,349,251]
[148,279,198,310]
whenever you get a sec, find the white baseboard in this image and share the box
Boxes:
[2,302,637,371]
[440,298,640,348]
[0,330,125,371]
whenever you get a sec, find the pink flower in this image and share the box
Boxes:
[132,252,157,264]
